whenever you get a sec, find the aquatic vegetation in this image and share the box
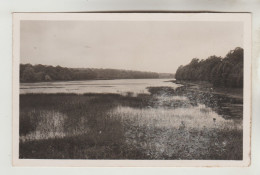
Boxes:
[19,91,243,160]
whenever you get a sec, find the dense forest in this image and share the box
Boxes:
[20,64,174,82]
[175,47,243,88]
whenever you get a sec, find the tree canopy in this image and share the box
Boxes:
[20,64,174,82]
[175,47,243,88]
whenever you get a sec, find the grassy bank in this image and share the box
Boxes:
[19,92,243,160]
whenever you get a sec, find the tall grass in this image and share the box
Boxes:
[19,93,150,159]
[110,105,242,159]
[19,93,242,160]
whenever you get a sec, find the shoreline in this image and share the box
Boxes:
[169,80,243,120]
[172,80,243,100]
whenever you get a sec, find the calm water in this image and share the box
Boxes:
[20,78,180,95]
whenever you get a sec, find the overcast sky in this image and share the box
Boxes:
[20,20,243,73]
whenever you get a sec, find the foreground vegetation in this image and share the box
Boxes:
[175,47,243,88]
[19,88,243,160]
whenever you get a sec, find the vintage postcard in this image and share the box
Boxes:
[12,13,251,167]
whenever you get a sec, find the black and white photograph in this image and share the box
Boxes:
[12,13,251,166]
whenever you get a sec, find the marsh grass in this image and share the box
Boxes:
[19,93,150,159]
[19,92,242,160]
[111,105,242,159]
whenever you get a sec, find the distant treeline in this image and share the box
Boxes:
[175,47,243,88]
[20,64,174,82]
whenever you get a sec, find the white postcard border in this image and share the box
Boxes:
[12,12,251,167]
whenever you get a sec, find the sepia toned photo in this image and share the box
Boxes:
[12,13,251,167]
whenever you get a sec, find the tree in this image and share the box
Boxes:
[175,47,244,88]
[22,67,35,82]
